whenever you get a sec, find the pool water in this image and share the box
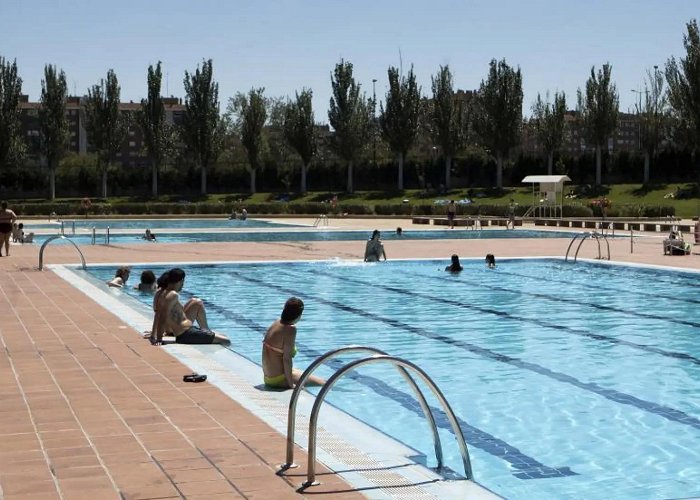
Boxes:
[25,218,299,231]
[86,259,700,500]
[35,228,577,245]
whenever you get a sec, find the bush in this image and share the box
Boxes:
[287,202,328,214]
[374,204,412,215]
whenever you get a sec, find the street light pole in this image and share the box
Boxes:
[372,78,377,167]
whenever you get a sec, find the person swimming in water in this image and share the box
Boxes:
[445,254,463,273]
[485,254,496,268]
[261,297,325,389]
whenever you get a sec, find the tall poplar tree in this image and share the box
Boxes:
[0,56,24,171]
[577,63,619,185]
[231,88,267,194]
[636,67,668,184]
[430,65,468,190]
[379,65,422,190]
[328,60,372,193]
[531,91,566,175]
[474,58,523,188]
[39,64,68,200]
[84,69,129,198]
[283,89,316,193]
[136,61,172,197]
[666,19,700,175]
[181,59,221,195]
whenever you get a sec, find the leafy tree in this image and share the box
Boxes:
[531,91,566,175]
[577,63,619,185]
[328,59,372,193]
[666,19,700,174]
[136,61,173,197]
[474,58,523,188]
[430,65,468,190]
[0,56,25,172]
[635,67,668,183]
[39,64,69,200]
[230,88,267,193]
[182,59,221,195]
[283,89,316,193]
[379,65,422,190]
[84,69,129,198]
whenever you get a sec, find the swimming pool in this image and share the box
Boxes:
[84,258,700,499]
[25,218,300,231]
[34,228,578,245]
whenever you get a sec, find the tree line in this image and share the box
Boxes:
[0,19,699,199]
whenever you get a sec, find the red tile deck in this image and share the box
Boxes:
[1,218,697,499]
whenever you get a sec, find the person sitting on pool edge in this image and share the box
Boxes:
[445,254,463,273]
[485,254,496,268]
[150,268,230,346]
[107,266,130,288]
[143,229,157,241]
[364,229,387,262]
[262,297,325,389]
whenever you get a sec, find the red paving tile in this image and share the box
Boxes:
[1,219,692,499]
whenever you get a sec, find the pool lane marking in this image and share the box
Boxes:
[228,271,700,435]
[177,290,576,481]
[319,268,700,367]
[490,265,700,314]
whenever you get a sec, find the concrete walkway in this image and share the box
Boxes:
[1,218,698,499]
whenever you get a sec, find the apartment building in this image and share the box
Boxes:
[522,110,641,156]
[18,95,186,167]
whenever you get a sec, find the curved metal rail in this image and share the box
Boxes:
[302,354,473,487]
[283,345,442,470]
[564,231,610,262]
[38,235,87,270]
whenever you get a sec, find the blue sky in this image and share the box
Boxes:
[1,0,697,122]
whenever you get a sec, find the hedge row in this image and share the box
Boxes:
[10,201,675,218]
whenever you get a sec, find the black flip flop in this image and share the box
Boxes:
[183,373,207,383]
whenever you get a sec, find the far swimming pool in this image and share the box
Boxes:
[34,228,579,245]
[84,258,700,500]
[26,218,300,231]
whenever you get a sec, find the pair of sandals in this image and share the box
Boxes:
[183,373,207,383]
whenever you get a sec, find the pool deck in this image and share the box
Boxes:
[2,217,699,499]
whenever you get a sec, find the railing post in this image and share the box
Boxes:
[630,229,634,254]
[60,220,65,235]
[91,227,96,245]
[106,226,110,245]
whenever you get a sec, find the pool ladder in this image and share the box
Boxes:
[38,235,87,270]
[313,214,329,227]
[565,231,611,262]
[280,345,473,489]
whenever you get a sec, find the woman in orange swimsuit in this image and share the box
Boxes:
[261,297,325,389]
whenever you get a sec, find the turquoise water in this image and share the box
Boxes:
[85,259,700,499]
[25,218,299,231]
[35,228,576,245]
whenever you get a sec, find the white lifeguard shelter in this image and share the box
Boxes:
[521,175,571,218]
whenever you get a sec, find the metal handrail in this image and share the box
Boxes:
[302,354,473,487]
[283,345,442,470]
[565,231,610,262]
[38,235,87,270]
[313,214,329,227]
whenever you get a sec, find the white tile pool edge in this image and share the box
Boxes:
[50,263,501,500]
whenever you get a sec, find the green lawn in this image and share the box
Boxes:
[11,183,700,218]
